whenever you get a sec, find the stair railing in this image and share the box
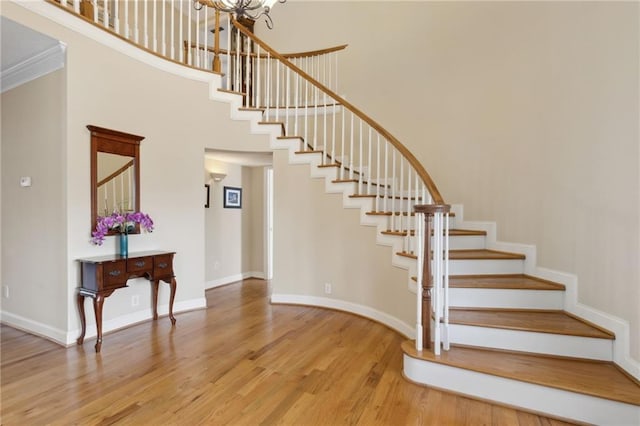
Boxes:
[228,19,451,354]
[48,0,451,354]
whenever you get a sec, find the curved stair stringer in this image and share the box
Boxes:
[265,140,430,337]
[450,204,639,380]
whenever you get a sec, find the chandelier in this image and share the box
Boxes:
[193,0,286,29]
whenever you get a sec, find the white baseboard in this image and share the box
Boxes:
[1,297,207,347]
[0,310,68,345]
[205,271,265,289]
[270,293,414,338]
[404,355,640,425]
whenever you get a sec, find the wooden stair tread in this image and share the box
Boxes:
[382,229,486,237]
[401,341,640,406]
[409,274,564,291]
[450,274,565,290]
[396,249,525,261]
[449,308,614,339]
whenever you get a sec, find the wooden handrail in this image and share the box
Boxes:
[231,19,445,205]
[183,42,348,61]
[97,159,134,188]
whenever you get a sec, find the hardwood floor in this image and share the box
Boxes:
[1,279,577,425]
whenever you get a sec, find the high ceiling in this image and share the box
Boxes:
[1,16,60,74]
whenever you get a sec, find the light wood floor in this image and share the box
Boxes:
[1,279,578,425]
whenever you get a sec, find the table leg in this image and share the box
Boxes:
[169,278,177,325]
[152,280,160,320]
[93,294,104,353]
[76,292,86,345]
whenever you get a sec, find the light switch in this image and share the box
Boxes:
[20,177,32,187]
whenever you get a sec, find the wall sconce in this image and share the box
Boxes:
[210,172,227,182]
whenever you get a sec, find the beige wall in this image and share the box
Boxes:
[204,159,266,284]
[0,2,270,341]
[1,69,67,332]
[263,2,639,359]
[272,150,414,327]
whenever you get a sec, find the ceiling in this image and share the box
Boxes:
[1,16,61,74]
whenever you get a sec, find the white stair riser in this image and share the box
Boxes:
[449,259,524,275]
[403,355,639,426]
[449,324,613,361]
[449,289,564,310]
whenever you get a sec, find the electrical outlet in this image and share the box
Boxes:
[3,286,9,299]
[132,295,140,307]
[324,283,332,294]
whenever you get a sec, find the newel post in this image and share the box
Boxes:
[414,204,450,351]
[212,10,222,72]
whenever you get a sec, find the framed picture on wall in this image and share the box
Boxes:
[223,186,242,209]
[204,184,210,208]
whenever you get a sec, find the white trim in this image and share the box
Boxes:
[1,296,206,346]
[0,310,68,345]
[452,204,640,381]
[403,355,640,425]
[0,41,66,93]
[65,297,207,346]
[270,293,414,338]
[205,272,265,289]
[450,323,613,361]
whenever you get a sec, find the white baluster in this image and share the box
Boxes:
[235,27,240,91]
[313,63,318,150]
[358,119,363,193]
[226,14,231,89]
[170,0,175,60]
[257,46,262,109]
[103,0,110,28]
[294,58,299,136]
[266,52,271,117]
[133,0,139,43]
[322,58,327,162]
[391,150,397,230]
[123,0,129,39]
[383,140,388,214]
[92,0,98,23]
[246,34,251,108]
[349,113,354,180]
[406,168,412,253]
[162,0,167,56]
[331,80,336,166]
[399,158,404,235]
[304,56,309,146]
[443,211,450,351]
[367,128,372,195]
[376,134,381,211]
[152,0,157,52]
[285,63,289,131]
[113,0,119,34]
[415,211,424,351]
[195,6,200,67]
[340,98,345,179]
[275,61,280,123]
[143,0,148,48]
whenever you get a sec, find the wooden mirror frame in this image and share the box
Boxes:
[88,125,144,236]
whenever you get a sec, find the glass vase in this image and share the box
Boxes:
[119,233,128,257]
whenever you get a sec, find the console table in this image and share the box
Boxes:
[76,250,177,353]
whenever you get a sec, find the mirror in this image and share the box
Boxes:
[88,125,144,235]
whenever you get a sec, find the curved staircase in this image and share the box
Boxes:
[21,1,640,423]
[263,137,639,424]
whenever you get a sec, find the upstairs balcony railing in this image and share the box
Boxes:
[49,0,450,355]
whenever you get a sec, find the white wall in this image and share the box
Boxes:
[263,1,640,361]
